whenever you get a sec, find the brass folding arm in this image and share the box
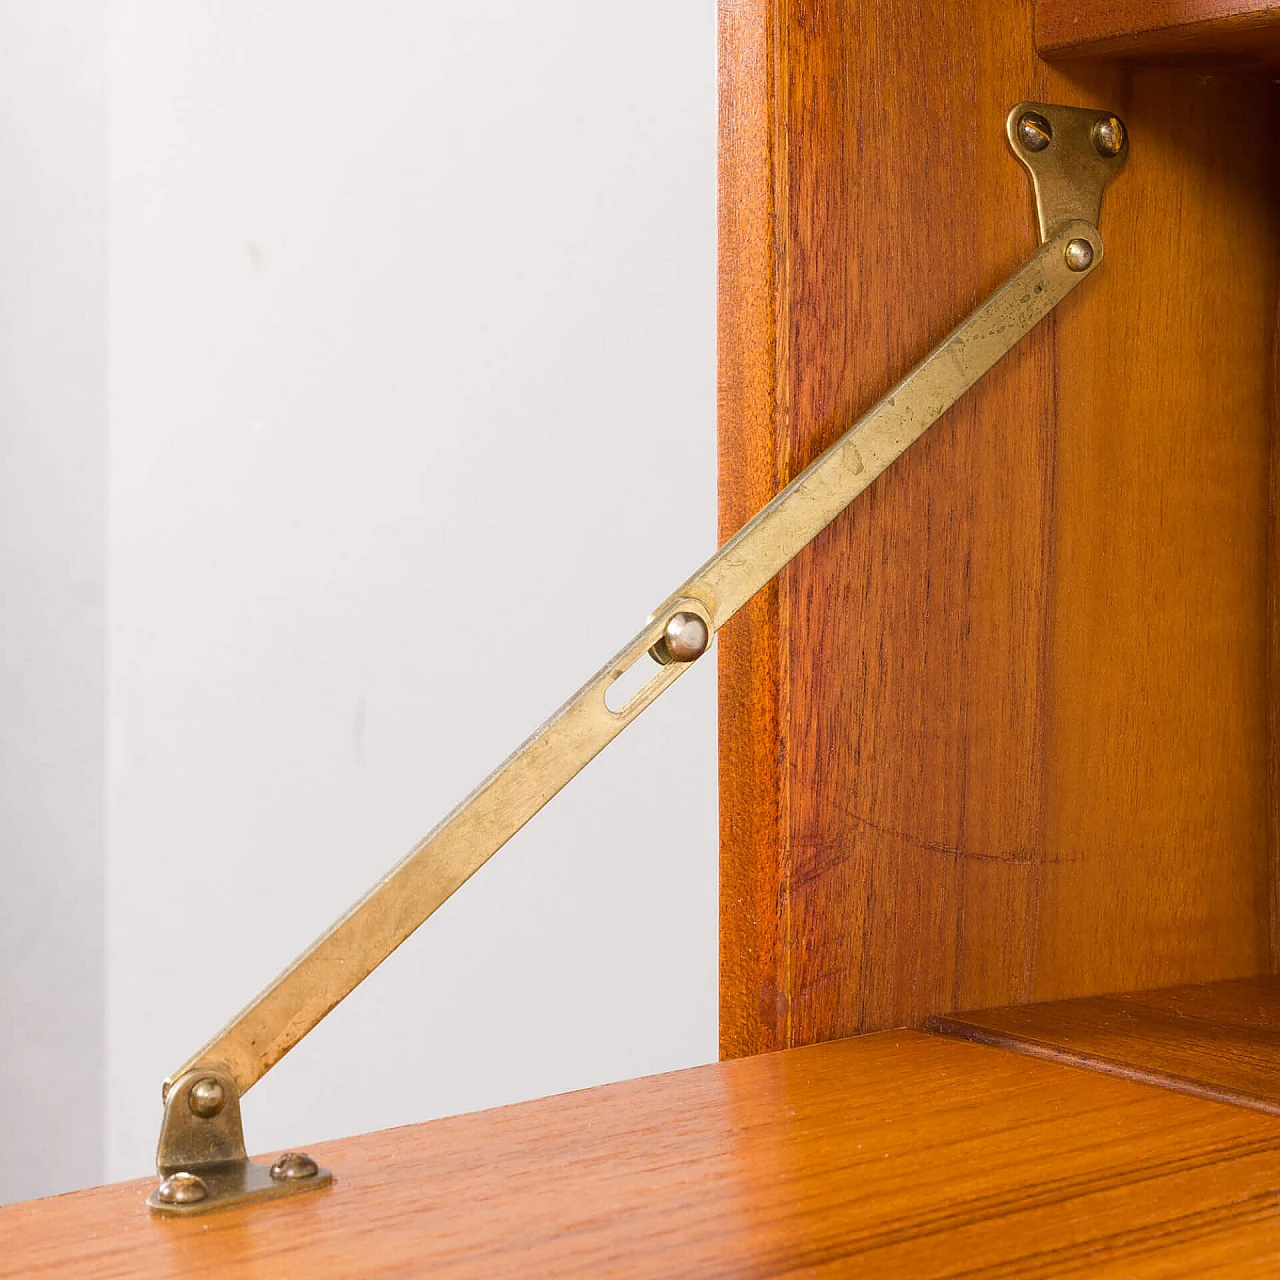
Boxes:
[148,102,1127,1215]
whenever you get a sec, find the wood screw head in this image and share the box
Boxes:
[1091,115,1125,158]
[1017,112,1052,152]
[156,1172,208,1204]
[270,1151,320,1181]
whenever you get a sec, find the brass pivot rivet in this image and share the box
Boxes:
[1091,115,1125,158]
[270,1151,320,1181]
[662,612,710,663]
[188,1076,225,1119]
[156,1171,208,1204]
[1064,238,1094,272]
[1017,111,1052,152]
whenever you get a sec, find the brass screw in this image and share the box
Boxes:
[1017,111,1052,152]
[270,1151,320,1181]
[188,1077,225,1119]
[1091,115,1125,158]
[650,611,711,665]
[662,612,710,663]
[1064,238,1094,272]
[156,1171,208,1204]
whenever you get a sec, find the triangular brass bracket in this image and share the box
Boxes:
[1008,102,1128,243]
[146,1068,332,1216]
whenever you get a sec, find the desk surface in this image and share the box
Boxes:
[6,1030,1280,1278]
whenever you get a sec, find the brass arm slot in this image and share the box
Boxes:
[148,102,1126,1216]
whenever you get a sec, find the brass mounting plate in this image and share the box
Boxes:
[148,1157,333,1218]
[1007,102,1128,242]
[147,1069,332,1217]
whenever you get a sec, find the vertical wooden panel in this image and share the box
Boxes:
[718,0,1280,1056]
[1036,72,1277,993]
[1272,282,1280,971]
[718,0,785,1059]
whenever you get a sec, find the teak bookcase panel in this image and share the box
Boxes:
[718,0,1280,1057]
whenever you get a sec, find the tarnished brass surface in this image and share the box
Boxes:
[158,106,1123,1190]
[147,1158,333,1217]
[166,594,717,1097]
[147,1069,331,1215]
[1008,102,1127,242]
[168,219,1102,1101]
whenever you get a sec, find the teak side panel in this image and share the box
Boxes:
[931,976,1280,1114]
[718,0,1280,1056]
[11,1033,1280,1278]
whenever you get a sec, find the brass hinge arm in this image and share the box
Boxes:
[150,101,1126,1216]
[169,219,1103,1100]
[672,224,1097,631]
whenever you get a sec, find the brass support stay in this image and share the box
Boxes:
[148,101,1127,1215]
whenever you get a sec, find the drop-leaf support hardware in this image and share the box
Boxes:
[147,101,1128,1215]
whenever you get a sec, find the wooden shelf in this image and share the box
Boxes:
[1037,0,1280,66]
[931,975,1280,1114]
[7,1030,1280,1277]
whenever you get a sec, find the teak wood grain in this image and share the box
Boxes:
[1037,0,1280,67]
[931,974,1280,1113]
[10,1032,1280,1278]
[718,0,1280,1056]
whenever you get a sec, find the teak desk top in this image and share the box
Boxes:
[6,1031,1280,1278]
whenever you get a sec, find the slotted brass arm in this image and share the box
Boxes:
[148,101,1127,1216]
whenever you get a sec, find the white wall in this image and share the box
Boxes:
[0,0,107,1205]
[105,0,717,1182]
